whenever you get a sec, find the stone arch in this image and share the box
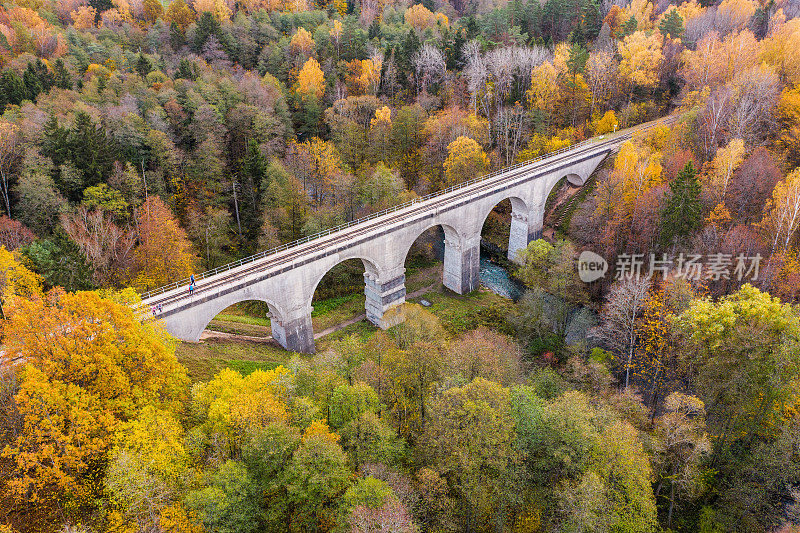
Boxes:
[565,172,584,186]
[169,292,287,343]
[476,194,529,234]
[541,171,583,214]
[398,220,463,267]
[307,255,382,306]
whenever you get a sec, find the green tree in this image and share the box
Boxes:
[135,53,153,78]
[337,476,394,528]
[327,382,381,430]
[420,378,519,530]
[661,161,702,245]
[185,461,261,533]
[82,184,129,219]
[282,433,352,531]
[19,236,94,292]
[652,393,711,529]
[516,239,587,304]
[22,63,43,102]
[659,9,685,38]
[53,59,72,89]
[47,112,118,201]
[340,412,406,468]
[239,139,270,242]
[677,285,800,458]
[512,388,658,531]
[0,71,25,113]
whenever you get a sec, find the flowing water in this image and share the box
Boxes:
[428,227,524,300]
[479,251,524,301]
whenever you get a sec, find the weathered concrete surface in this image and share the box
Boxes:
[143,136,622,353]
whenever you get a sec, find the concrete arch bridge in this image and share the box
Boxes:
[141,117,676,353]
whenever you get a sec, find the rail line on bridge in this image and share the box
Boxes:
[141,115,680,352]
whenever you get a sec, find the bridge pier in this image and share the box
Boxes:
[270,308,315,353]
[443,234,480,294]
[508,202,545,263]
[365,271,406,328]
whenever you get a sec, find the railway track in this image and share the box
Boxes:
[142,116,678,312]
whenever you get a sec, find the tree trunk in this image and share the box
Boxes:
[233,182,242,238]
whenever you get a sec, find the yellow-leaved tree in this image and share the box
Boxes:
[526,61,560,126]
[371,106,392,128]
[0,246,42,320]
[289,27,315,63]
[1,290,188,522]
[105,405,192,532]
[295,57,325,101]
[130,196,198,292]
[593,110,619,134]
[777,86,800,166]
[624,0,654,30]
[358,57,382,95]
[595,140,663,222]
[762,18,800,89]
[404,3,434,32]
[443,136,489,186]
[618,31,664,90]
[191,367,291,452]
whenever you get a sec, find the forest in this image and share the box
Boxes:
[1,0,800,530]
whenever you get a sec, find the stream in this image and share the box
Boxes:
[430,228,598,345]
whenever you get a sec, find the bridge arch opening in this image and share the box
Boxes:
[402,222,479,296]
[565,172,584,186]
[477,195,532,262]
[306,256,383,342]
[198,297,285,343]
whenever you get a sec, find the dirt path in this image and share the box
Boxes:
[199,329,276,343]
[198,282,440,344]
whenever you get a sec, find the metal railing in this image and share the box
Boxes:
[140,116,675,301]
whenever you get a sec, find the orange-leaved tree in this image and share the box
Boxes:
[0,290,188,526]
[130,196,199,291]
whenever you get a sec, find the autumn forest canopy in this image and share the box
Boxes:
[3,0,800,530]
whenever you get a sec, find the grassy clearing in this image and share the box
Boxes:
[316,320,376,351]
[405,263,443,293]
[312,293,366,332]
[215,313,270,327]
[410,287,516,336]
[176,338,292,383]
